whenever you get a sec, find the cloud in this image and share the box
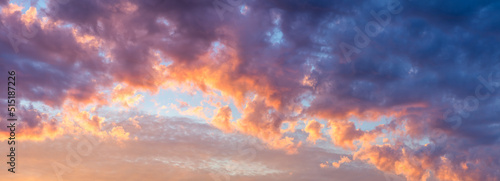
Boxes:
[211,105,233,133]
[235,96,301,154]
[109,126,130,141]
[169,102,208,119]
[1,0,499,180]
[332,156,351,168]
[111,84,144,108]
[2,112,390,181]
[327,119,378,150]
[355,142,500,181]
[303,120,325,144]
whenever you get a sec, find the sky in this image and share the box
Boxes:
[0,0,499,180]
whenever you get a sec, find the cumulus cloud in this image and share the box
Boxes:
[111,84,144,108]
[332,156,351,168]
[303,120,325,144]
[211,105,233,133]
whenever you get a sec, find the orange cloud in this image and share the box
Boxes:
[266,136,302,155]
[320,161,329,168]
[235,97,301,154]
[170,103,208,119]
[111,84,144,108]
[353,143,494,181]
[328,119,365,150]
[211,106,233,133]
[109,126,130,141]
[327,118,386,150]
[20,6,37,26]
[1,3,23,15]
[303,120,325,144]
[354,145,429,181]
[332,156,351,168]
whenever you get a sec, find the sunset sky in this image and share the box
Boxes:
[1,0,500,180]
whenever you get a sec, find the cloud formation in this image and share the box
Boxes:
[1,0,499,180]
